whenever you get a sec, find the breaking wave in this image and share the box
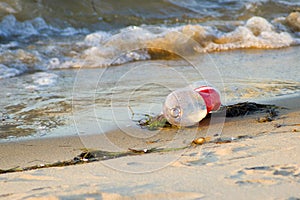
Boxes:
[0,3,300,78]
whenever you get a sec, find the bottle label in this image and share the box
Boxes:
[194,86,221,113]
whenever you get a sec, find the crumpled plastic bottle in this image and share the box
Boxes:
[163,82,221,127]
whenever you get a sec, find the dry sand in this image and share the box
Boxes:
[0,95,300,200]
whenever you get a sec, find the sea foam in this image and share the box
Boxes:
[0,14,299,77]
[74,16,298,69]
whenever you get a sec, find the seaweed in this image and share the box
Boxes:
[138,102,283,130]
[0,132,266,175]
[225,102,280,118]
[0,147,187,174]
[0,137,238,175]
[138,114,172,130]
[0,102,285,174]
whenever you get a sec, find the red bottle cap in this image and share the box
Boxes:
[194,86,221,113]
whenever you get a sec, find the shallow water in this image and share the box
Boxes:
[1,47,299,141]
[0,0,300,140]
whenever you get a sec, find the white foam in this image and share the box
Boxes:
[0,15,39,38]
[0,64,21,79]
[70,26,158,68]
[69,16,297,69]
[29,72,59,89]
[84,31,111,46]
[161,16,295,52]
[111,50,151,65]
[25,72,58,91]
[1,14,299,73]
[246,16,273,35]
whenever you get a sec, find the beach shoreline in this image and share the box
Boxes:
[0,94,299,199]
[1,94,299,169]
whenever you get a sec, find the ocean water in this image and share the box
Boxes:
[0,0,300,140]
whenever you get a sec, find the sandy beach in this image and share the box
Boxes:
[1,1,300,199]
[0,95,299,200]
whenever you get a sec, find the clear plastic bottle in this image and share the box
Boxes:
[163,82,221,127]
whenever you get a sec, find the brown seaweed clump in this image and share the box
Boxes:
[139,102,281,130]
[224,102,279,118]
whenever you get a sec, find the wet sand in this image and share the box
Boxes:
[0,95,300,199]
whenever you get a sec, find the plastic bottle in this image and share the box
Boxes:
[163,82,221,127]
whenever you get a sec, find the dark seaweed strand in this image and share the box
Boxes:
[0,134,253,175]
[0,132,263,175]
[0,147,187,174]
[138,102,281,129]
[0,102,282,174]
[224,102,280,117]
